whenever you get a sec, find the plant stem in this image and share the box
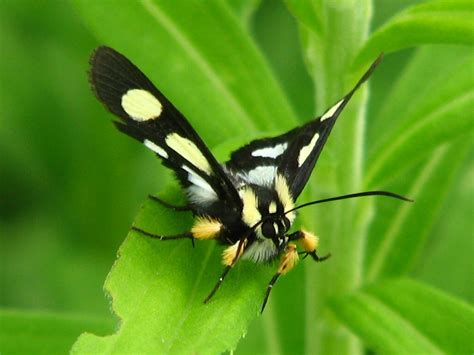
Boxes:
[295,1,373,354]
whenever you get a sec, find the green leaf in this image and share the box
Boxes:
[365,48,474,187]
[329,278,474,354]
[73,0,297,147]
[367,45,472,145]
[353,0,474,69]
[71,186,275,354]
[225,0,261,26]
[412,147,474,302]
[252,0,315,121]
[414,150,474,300]
[0,309,113,355]
[284,0,323,36]
[365,139,472,281]
[365,47,474,282]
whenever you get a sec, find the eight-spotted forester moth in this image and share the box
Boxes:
[89,46,411,312]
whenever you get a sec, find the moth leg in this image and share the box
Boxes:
[203,238,247,304]
[148,194,191,212]
[289,230,331,262]
[261,243,299,313]
[132,216,223,248]
[131,226,194,244]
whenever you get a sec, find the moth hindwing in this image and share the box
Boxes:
[90,47,401,313]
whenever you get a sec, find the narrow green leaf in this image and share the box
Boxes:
[225,0,261,26]
[367,45,472,145]
[365,51,474,187]
[285,0,323,36]
[252,0,315,121]
[353,0,474,69]
[73,0,297,147]
[365,140,472,281]
[71,185,274,354]
[329,278,474,354]
[414,150,474,300]
[0,309,113,355]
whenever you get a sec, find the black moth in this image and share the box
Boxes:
[89,47,410,312]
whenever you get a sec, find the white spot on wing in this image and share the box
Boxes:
[121,89,163,121]
[166,133,212,174]
[251,143,287,158]
[182,165,217,204]
[144,139,168,158]
[321,99,344,121]
[239,166,277,187]
[298,133,320,167]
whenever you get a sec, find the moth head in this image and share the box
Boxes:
[239,180,296,241]
[260,214,291,240]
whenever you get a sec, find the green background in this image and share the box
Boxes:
[1,0,473,354]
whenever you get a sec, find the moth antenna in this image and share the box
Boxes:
[283,190,413,216]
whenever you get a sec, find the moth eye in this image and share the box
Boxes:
[282,216,291,230]
[262,220,276,239]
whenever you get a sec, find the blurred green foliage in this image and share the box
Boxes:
[1,0,473,354]
[0,0,166,318]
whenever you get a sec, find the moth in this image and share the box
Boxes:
[89,46,410,312]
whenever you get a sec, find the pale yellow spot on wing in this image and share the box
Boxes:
[321,99,344,121]
[275,174,295,222]
[165,133,212,174]
[297,133,319,167]
[239,187,261,227]
[121,89,163,121]
[191,217,222,239]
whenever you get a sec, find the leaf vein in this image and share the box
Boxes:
[141,0,257,131]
